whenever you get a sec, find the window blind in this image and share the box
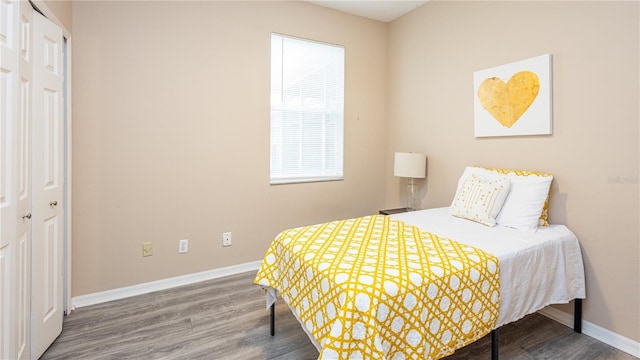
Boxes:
[270,34,345,184]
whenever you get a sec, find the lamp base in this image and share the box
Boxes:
[407,178,420,211]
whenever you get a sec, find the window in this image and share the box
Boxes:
[270,34,345,184]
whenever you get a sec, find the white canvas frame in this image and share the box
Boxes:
[474,54,552,137]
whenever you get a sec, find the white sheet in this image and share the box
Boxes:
[391,207,586,327]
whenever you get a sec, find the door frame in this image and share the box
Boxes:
[30,0,73,314]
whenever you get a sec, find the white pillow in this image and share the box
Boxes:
[492,170,552,231]
[451,174,511,227]
[453,166,553,232]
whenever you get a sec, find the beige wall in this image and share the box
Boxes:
[71,1,387,294]
[386,1,639,343]
[42,0,72,32]
[70,0,639,345]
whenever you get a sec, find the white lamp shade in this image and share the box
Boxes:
[394,152,426,178]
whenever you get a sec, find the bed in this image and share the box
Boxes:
[254,167,586,359]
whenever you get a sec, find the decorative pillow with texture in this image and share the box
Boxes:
[451,174,511,227]
[476,166,553,231]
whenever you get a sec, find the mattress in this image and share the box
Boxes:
[390,207,586,327]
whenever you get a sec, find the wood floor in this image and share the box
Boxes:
[42,271,636,360]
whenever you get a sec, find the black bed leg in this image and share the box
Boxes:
[574,298,583,334]
[491,329,499,360]
[270,303,275,336]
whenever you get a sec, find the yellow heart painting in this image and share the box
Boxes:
[473,54,551,137]
[477,71,540,128]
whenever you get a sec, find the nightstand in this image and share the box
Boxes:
[379,208,409,215]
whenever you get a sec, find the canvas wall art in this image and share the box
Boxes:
[474,54,552,137]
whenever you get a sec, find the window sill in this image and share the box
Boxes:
[270,177,344,185]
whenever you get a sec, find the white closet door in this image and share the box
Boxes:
[2,3,64,358]
[16,1,33,359]
[30,11,63,359]
[2,2,38,358]
[1,1,23,359]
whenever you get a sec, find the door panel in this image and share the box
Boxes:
[43,88,58,189]
[42,216,60,322]
[0,244,13,360]
[17,230,28,358]
[0,68,13,220]
[31,11,63,359]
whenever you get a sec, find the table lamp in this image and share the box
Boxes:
[394,152,427,211]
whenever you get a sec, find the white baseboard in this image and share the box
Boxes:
[71,260,262,309]
[538,306,640,358]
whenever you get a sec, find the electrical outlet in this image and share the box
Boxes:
[142,242,153,257]
[178,239,188,253]
[222,232,232,247]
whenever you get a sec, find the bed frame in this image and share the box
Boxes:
[268,298,583,360]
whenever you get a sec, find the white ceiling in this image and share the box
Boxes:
[306,1,429,23]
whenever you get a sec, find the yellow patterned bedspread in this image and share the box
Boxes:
[254,215,500,359]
